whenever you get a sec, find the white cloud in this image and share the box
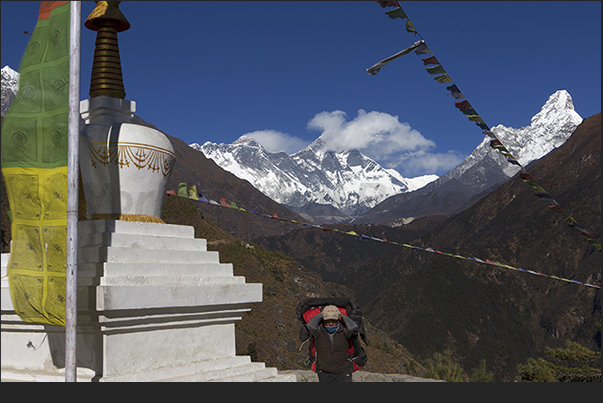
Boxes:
[243,129,309,154]
[384,149,465,177]
[307,109,463,176]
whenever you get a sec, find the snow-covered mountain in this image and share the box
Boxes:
[1,65,19,117]
[193,90,581,223]
[193,136,437,220]
[440,89,582,185]
[356,90,584,225]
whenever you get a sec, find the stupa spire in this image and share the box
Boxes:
[85,1,130,99]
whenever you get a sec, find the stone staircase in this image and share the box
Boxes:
[1,220,295,382]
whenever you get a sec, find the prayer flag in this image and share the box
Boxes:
[421,56,439,65]
[385,7,407,20]
[178,182,188,197]
[220,198,230,207]
[188,185,199,200]
[461,108,478,116]
[446,84,465,99]
[426,65,446,75]
[454,100,472,110]
[433,74,453,83]
[377,1,400,8]
[490,139,504,148]
[1,1,71,325]
[414,43,432,55]
[406,20,418,34]
[467,114,485,123]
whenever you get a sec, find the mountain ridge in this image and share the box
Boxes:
[193,134,438,223]
[355,90,583,225]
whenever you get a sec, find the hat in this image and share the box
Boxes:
[322,305,340,321]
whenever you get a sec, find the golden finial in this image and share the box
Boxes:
[85,1,130,99]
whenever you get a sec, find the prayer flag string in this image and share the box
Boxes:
[370,1,600,251]
[166,184,600,290]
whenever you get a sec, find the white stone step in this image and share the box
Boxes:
[79,232,207,252]
[161,361,273,382]
[99,275,247,286]
[0,367,96,382]
[96,282,262,310]
[79,219,195,239]
[99,356,252,382]
[78,262,234,278]
[80,246,221,264]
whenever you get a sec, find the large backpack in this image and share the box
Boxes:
[296,297,368,372]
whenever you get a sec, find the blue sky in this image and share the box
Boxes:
[1,1,601,177]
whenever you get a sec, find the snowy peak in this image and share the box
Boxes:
[194,136,437,220]
[531,89,580,126]
[1,65,19,86]
[1,65,20,117]
[491,90,583,168]
[357,90,585,224]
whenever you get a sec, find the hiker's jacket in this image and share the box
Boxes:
[303,313,359,374]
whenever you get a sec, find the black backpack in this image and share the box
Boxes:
[296,297,368,372]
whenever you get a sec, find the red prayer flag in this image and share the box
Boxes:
[455,100,472,110]
[421,56,439,65]
[377,1,400,7]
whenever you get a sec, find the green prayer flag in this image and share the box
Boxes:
[1,1,71,326]
[426,65,446,75]
[178,182,188,197]
[385,7,407,20]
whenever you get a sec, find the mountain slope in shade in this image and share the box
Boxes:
[355,90,583,225]
[253,113,601,381]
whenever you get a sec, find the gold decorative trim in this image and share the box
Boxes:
[89,213,165,224]
[88,141,175,177]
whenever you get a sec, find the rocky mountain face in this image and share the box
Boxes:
[356,90,584,225]
[1,66,19,118]
[193,136,437,224]
[253,113,601,381]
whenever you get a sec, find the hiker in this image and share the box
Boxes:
[300,305,359,382]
